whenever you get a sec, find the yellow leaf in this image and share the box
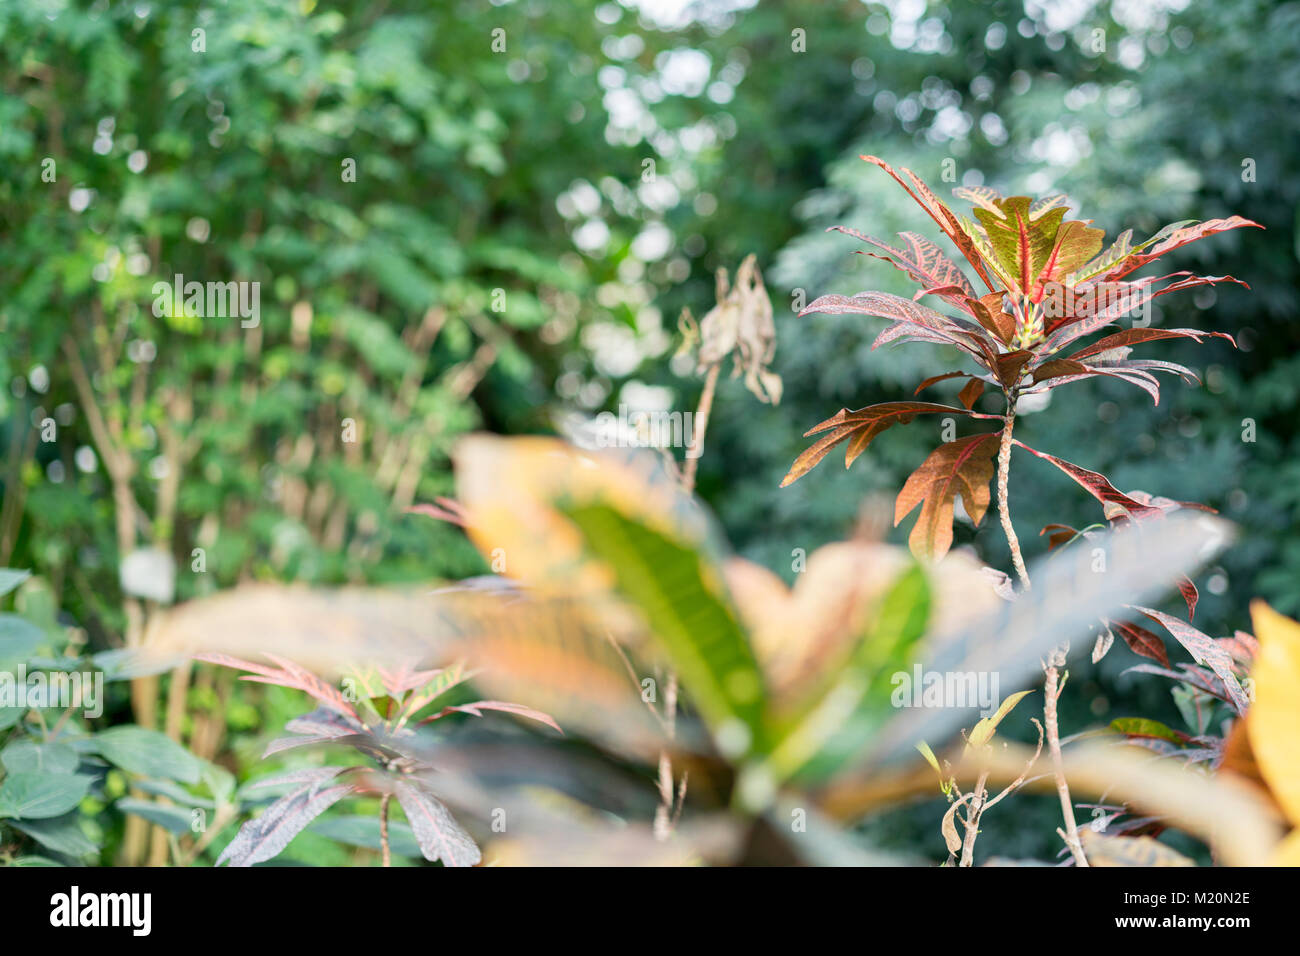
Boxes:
[1271,828,1300,867]
[967,689,1034,749]
[1081,830,1195,867]
[1247,600,1300,827]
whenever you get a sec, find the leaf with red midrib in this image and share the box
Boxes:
[1086,216,1262,283]
[1013,442,1164,522]
[1130,607,1251,715]
[893,432,999,561]
[1104,619,1171,668]
[829,226,975,301]
[1066,327,1236,362]
[781,402,967,487]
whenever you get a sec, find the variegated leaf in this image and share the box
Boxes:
[893,433,1000,561]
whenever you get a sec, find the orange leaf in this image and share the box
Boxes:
[893,433,999,561]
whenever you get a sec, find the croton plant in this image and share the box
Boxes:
[782,155,1261,602]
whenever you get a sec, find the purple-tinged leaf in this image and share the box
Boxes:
[284,706,366,738]
[830,226,976,300]
[1040,273,1248,354]
[1028,359,1163,404]
[1013,443,1165,521]
[1124,662,1237,705]
[1086,217,1263,283]
[1129,607,1250,715]
[393,780,481,867]
[1066,327,1236,362]
[861,155,999,291]
[1177,577,1199,622]
[1218,630,1258,664]
[241,766,355,795]
[262,735,347,758]
[217,783,354,867]
[431,700,562,733]
[800,290,996,362]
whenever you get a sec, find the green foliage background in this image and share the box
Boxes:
[0,0,1296,865]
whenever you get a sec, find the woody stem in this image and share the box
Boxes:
[997,398,1030,591]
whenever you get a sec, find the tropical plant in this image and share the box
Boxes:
[140,436,1251,865]
[200,653,558,867]
[780,156,1260,587]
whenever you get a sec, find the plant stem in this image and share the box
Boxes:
[959,769,989,867]
[995,393,1085,865]
[681,362,720,493]
[996,400,1030,591]
[1044,657,1089,866]
[379,794,392,867]
[653,360,721,840]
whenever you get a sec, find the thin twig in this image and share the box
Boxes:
[1044,650,1089,866]
[959,769,989,867]
[680,362,720,493]
[379,793,392,867]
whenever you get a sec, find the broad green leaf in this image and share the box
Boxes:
[310,814,423,859]
[973,196,1069,295]
[0,773,91,819]
[766,564,930,786]
[1,740,80,775]
[0,614,45,663]
[563,503,766,758]
[116,797,197,835]
[0,569,30,598]
[91,727,203,784]
[11,814,99,859]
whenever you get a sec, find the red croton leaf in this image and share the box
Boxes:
[1083,216,1263,284]
[993,349,1035,388]
[861,155,998,292]
[781,402,967,487]
[1103,619,1172,668]
[1028,358,1165,405]
[1039,272,1248,352]
[1177,576,1199,622]
[957,378,985,410]
[1012,442,1165,522]
[799,290,997,365]
[894,431,1000,561]
[829,226,975,303]
[1040,522,1082,549]
[913,370,978,394]
[1129,606,1251,715]
[969,291,1017,344]
[1065,327,1236,362]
